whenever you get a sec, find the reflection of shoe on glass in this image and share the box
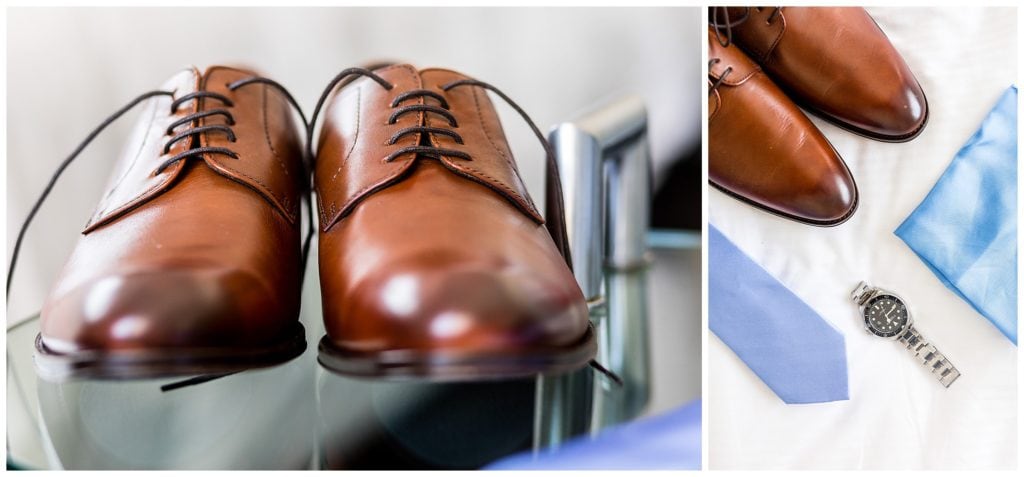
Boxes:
[310,64,595,379]
[27,66,310,380]
[708,27,858,226]
[713,7,928,142]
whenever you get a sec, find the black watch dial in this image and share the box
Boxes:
[864,294,909,338]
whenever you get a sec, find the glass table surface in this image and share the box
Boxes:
[8,314,599,470]
[6,238,699,470]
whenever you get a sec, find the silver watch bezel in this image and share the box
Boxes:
[859,287,914,340]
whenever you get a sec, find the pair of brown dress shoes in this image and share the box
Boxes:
[20,64,595,381]
[708,7,928,226]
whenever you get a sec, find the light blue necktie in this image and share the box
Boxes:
[709,224,849,404]
[485,399,701,470]
[895,85,1018,345]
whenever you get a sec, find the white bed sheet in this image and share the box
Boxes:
[708,7,1018,470]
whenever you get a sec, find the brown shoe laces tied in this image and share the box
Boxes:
[308,68,621,388]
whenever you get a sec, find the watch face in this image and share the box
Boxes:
[864,294,909,338]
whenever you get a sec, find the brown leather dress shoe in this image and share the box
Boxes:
[709,27,858,226]
[311,64,594,379]
[34,66,308,379]
[714,7,928,142]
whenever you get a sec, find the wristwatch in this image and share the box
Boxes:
[850,281,961,388]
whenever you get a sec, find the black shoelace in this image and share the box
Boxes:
[707,7,783,97]
[307,67,620,387]
[708,58,732,97]
[6,76,312,300]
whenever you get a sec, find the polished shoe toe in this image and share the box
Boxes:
[789,161,859,225]
[865,80,929,140]
[40,268,286,354]
[330,261,589,356]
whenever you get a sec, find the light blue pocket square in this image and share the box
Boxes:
[896,85,1018,345]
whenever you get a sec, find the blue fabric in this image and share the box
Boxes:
[485,399,701,470]
[709,224,849,404]
[895,85,1018,345]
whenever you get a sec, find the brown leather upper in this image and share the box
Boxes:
[315,64,588,355]
[40,66,306,353]
[725,7,928,140]
[314,65,543,232]
[709,27,858,225]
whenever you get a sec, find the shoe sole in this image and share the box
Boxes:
[710,179,860,227]
[33,322,307,382]
[316,323,598,381]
